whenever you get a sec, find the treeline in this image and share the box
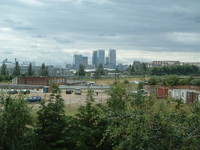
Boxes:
[148,75,200,86]
[0,75,13,82]
[0,84,200,150]
[0,62,49,82]
[126,64,200,76]
[149,65,199,75]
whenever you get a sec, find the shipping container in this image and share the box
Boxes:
[169,89,197,103]
[197,94,200,103]
[186,92,198,104]
[156,87,169,98]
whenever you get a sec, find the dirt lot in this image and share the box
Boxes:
[23,89,109,106]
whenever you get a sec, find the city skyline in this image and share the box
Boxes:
[0,0,200,65]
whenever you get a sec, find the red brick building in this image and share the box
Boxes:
[12,76,66,86]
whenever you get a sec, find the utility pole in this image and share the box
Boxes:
[115,68,117,83]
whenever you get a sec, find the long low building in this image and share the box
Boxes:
[12,76,67,86]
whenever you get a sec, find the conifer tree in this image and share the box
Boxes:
[28,63,34,76]
[0,95,33,150]
[34,85,67,150]
[13,61,20,76]
[0,63,7,76]
[76,64,86,76]
[40,63,48,76]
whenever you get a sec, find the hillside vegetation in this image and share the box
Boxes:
[0,84,200,150]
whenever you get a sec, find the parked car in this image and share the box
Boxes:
[66,89,73,94]
[8,89,18,94]
[25,96,42,102]
[20,89,30,94]
[75,88,82,95]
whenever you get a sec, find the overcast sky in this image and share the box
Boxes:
[0,0,200,66]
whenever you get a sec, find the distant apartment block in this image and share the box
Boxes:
[181,62,200,67]
[117,63,129,71]
[133,61,141,66]
[73,54,88,70]
[147,61,181,67]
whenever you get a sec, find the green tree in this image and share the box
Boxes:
[28,63,34,76]
[0,63,8,76]
[150,65,200,76]
[163,75,179,86]
[107,83,130,111]
[148,76,162,85]
[13,61,20,76]
[104,84,200,149]
[40,63,48,76]
[127,63,148,75]
[123,79,129,84]
[34,86,68,150]
[190,79,200,86]
[75,89,109,149]
[76,64,86,76]
[95,63,105,76]
[127,65,135,75]
[0,95,33,150]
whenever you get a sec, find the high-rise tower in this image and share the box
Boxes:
[97,50,105,66]
[92,51,98,68]
[108,49,116,69]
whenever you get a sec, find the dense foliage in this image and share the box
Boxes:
[0,84,200,150]
[149,65,199,76]
[76,64,86,76]
[0,75,13,82]
[148,75,200,86]
[0,94,33,150]
[127,63,147,75]
[127,64,200,76]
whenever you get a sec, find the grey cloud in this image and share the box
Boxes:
[99,33,116,37]
[0,0,200,65]
[2,18,36,31]
[53,37,75,44]
[13,26,35,31]
[32,34,47,38]
[0,51,13,55]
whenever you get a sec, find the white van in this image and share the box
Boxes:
[75,88,82,95]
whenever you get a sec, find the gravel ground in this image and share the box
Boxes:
[26,89,109,107]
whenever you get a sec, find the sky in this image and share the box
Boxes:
[0,0,200,66]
